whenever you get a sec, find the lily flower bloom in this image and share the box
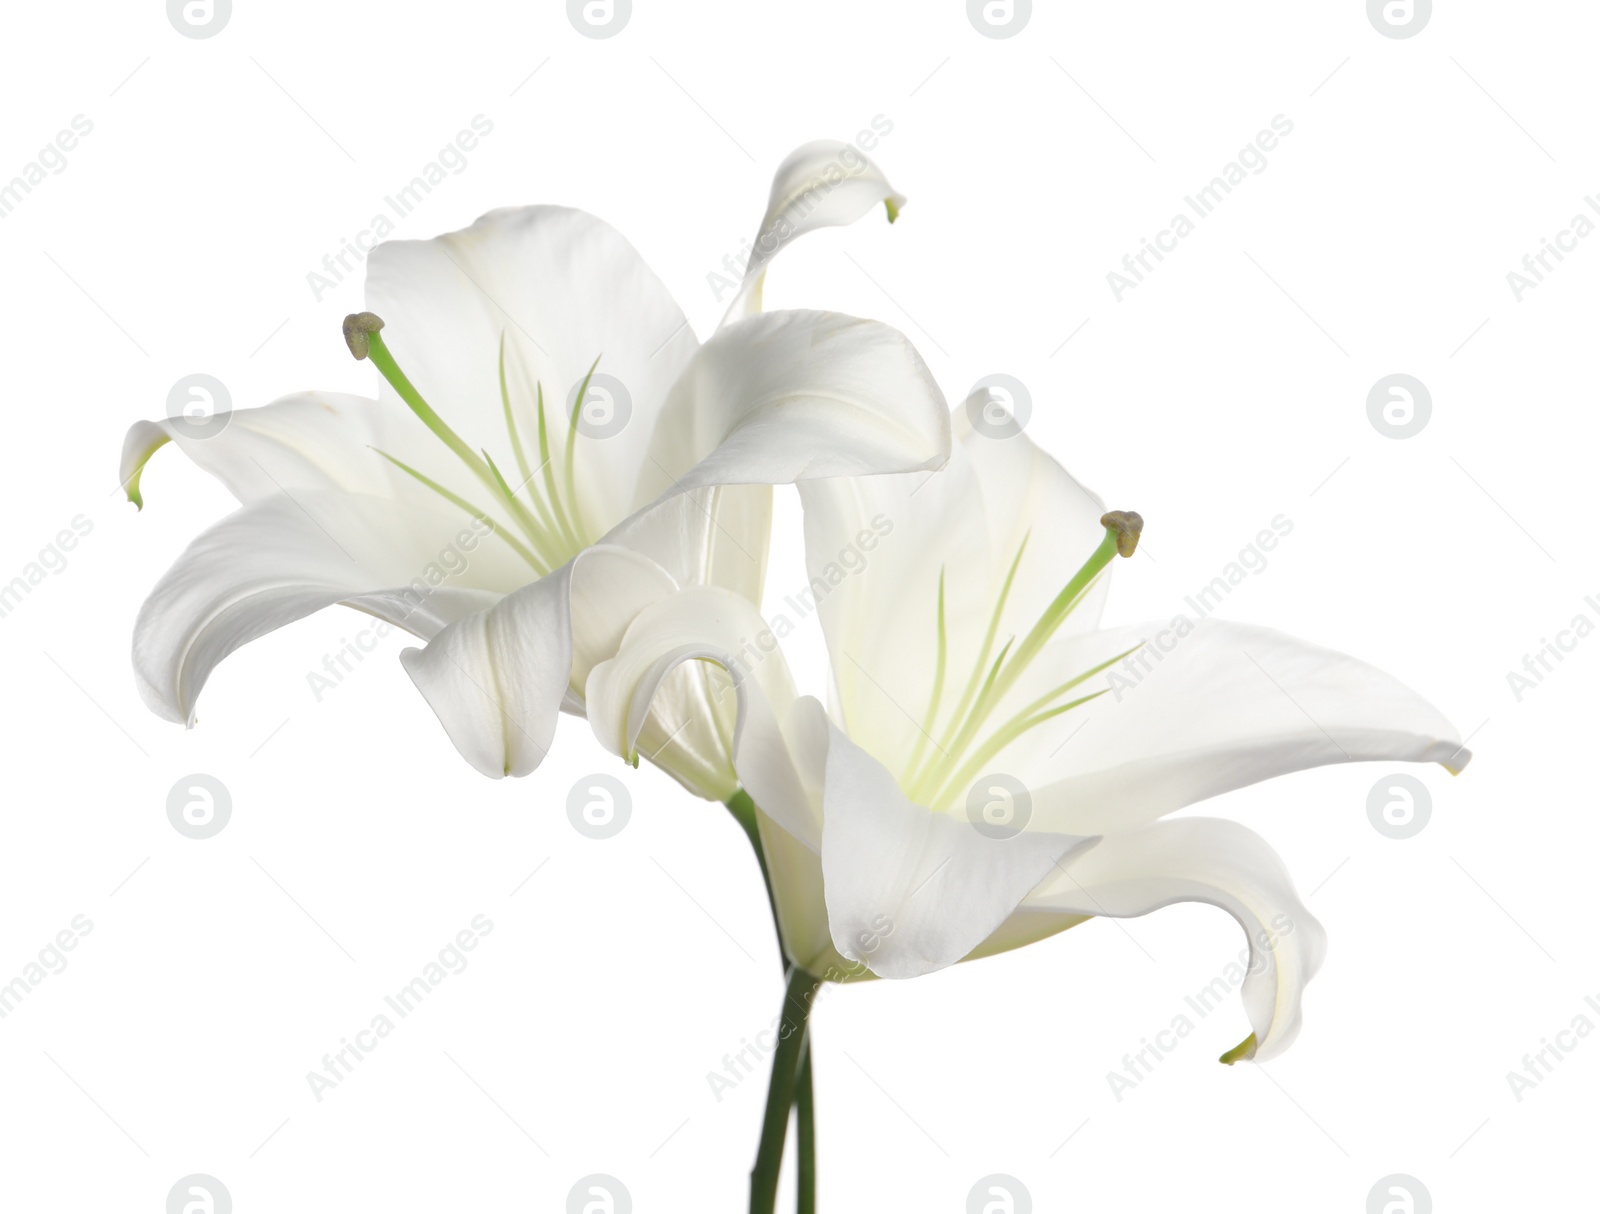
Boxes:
[587,398,1470,1060]
[121,143,945,789]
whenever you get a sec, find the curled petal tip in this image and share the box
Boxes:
[1100,510,1144,558]
[885,198,901,223]
[119,420,171,513]
[1218,1032,1258,1066]
[342,311,385,361]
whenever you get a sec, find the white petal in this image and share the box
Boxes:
[634,309,949,508]
[365,206,699,535]
[120,392,388,510]
[750,782,845,978]
[1022,818,1328,1061]
[400,544,677,779]
[796,406,1110,770]
[134,493,494,724]
[604,484,771,608]
[723,138,906,324]
[121,390,539,597]
[815,714,1093,979]
[584,584,801,805]
[1014,618,1470,834]
[582,587,852,970]
[567,546,681,691]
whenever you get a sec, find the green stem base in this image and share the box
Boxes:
[728,792,818,1212]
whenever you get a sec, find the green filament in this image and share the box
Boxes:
[903,520,1142,810]
[355,315,604,573]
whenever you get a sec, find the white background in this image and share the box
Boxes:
[0,1,1593,1210]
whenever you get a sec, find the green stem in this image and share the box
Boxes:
[728,792,818,1211]
[726,791,778,923]
[795,1050,816,1214]
[750,965,815,1214]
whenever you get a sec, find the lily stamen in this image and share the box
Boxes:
[921,645,1140,812]
[563,355,603,543]
[908,512,1144,804]
[371,448,546,572]
[902,535,1030,793]
[481,449,566,570]
[345,312,490,481]
[534,380,584,553]
[346,313,600,569]
[496,335,576,553]
[900,567,948,783]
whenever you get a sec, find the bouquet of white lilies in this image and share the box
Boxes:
[122,141,1468,1211]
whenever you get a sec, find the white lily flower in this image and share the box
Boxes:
[587,398,1471,1061]
[122,142,944,798]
